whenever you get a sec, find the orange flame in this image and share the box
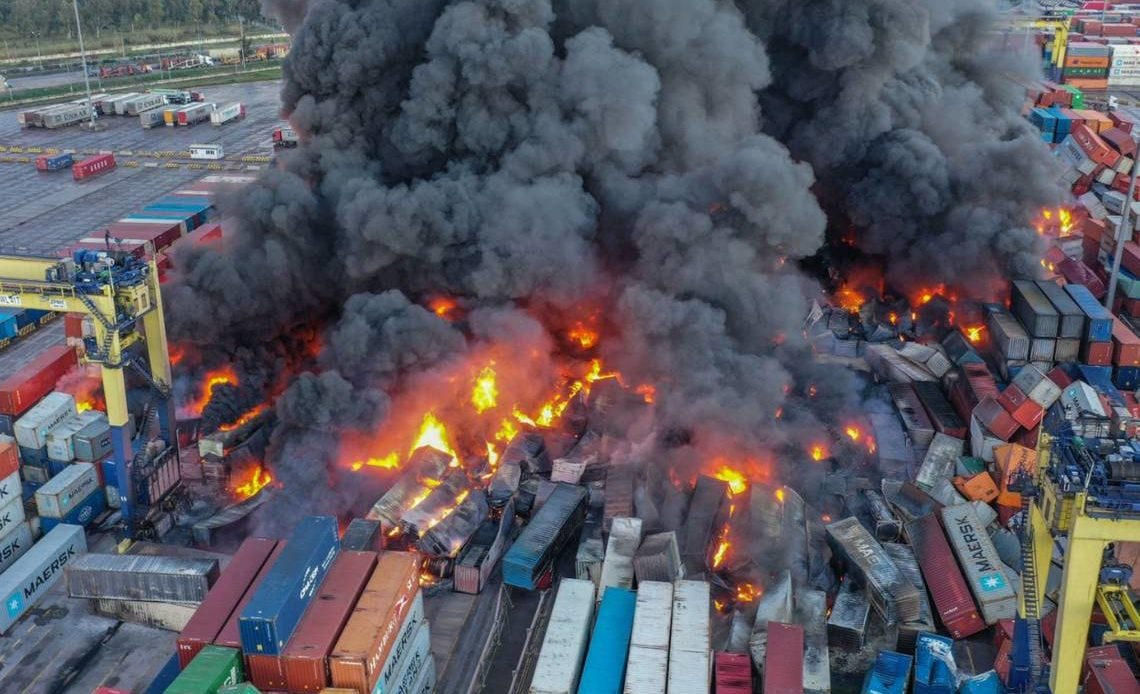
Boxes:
[844,425,861,442]
[965,325,985,344]
[711,524,731,569]
[775,487,785,503]
[736,583,760,603]
[219,404,268,432]
[471,364,498,413]
[713,466,748,496]
[411,412,458,463]
[567,321,599,350]
[189,367,237,416]
[809,444,828,462]
[233,464,272,499]
[636,384,656,404]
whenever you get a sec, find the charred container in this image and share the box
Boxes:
[825,517,922,625]
[503,483,587,590]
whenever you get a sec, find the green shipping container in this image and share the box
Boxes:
[165,645,243,694]
[217,684,261,694]
[1062,84,1085,109]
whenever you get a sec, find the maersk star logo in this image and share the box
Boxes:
[981,574,1007,592]
[6,593,22,617]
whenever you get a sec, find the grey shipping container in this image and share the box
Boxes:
[66,553,220,603]
[914,433,964,493]
[73,417,113,462]
[0,521,33,575]
[939,505,1018,624]
[1029,337,1055,363]
[341,518,382,552]
[825,517,921,625]
[0,524,88,632]
[1054,337,1081,363]
[987,311,1030,362]
[1035,280,1085,339]
[1011,280,1059,338]
[94,597,197,631]
[888,383,936,448]
[883,542,936,653]
[826,580,869,650]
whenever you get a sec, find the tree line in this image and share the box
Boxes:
[0,0,267,41]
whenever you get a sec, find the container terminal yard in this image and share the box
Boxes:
[1,2,1140,694]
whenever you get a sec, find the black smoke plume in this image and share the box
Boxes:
[165,0,1061,528]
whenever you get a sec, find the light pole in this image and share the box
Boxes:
[30,32,43,70]
[72,0,97,129]
[1105,128,1140,309]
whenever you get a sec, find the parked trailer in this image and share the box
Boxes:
[43,103,93,129]
[668,580,711,694]
[273,126,299,148]
[939,505,1018,624]
[72,153,116,181]
[211,102,246,126]
[35,153,73,171]
[138,107,165,129]
[530,578,595,694]
[178,102,215,126]
[503,483,588,590]
[122,92,165,116]
[0,524,87,631]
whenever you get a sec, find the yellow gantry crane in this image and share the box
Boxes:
[0,249,177,537]
[1025,431,1140,693]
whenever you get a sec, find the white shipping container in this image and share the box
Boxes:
[35,462,99,519]
[374,590,426,694]
[969,414,1003,463]
[409,658,436,694]
[0,524,88,631]
[0,522,33,575]
[624,645,668,694]
[940,505,1018,625]
[0,470,21,509]
[598,516,641,601]
[383,619,432,694]
[668,580,711,694]
[14,392,77,449]
[210,102,244,126]
[0,494,26,540]
[530,578,596,694]
[123,93,165,116]
[45,411,105,463]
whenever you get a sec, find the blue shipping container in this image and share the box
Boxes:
[122,214,193,234]
[144,653,182,694]
[958,671,1000,694]
[578,587,635,694]
[39,487,105,532]
[1065,284,1114,342]
[913,632,954,694]
[39,153,74,171]
[863,651,913,694]
[142,203,209,227]
[101,457,118,488]
[502,483,587,590]
[239,515,339,655]
[1076,364,1126,407]
[0,310,19,339]
[1115,366,1140,391]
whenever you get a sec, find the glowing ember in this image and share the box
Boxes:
[358,453,400,470]
[965,325,985,344]
[428,296,458,320]
[636,384,656,404]
[821,514,832,523]
[888,312,898,325]
[567,321,599,349]
[471,364,498,413]
[410,412,457,463]
[77,399,96,413]
[844,426,861,442]
[775,488,785,503]
[713,466,748,496]
[834,285,865,312]
[711,525,731,569]
[736,583,760,603]
[233,465,272,499]
[807,384,817,397]
[809,444,828,462]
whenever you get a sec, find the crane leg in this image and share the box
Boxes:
[1050,529,1106,693]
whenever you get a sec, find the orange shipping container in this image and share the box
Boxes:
[994,443,1036,507]
[953,472,1000,503]
[1064,56,1110,68]
[1063,78,1109,90]
[328,552,419,692]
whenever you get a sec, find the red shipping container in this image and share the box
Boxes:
[0,345,78,416]
[1015,425,1040,450]
[0,436,17,480]
[246,654,288,691]
[103,221,184,254]
[1111,110,1138,133]
[1112,318,1140,366]
[178,537,279,667]
[996,503,1020,527]
[1008,398,1044,430]
[995,638,1013,686]
[974,396,1020,441]
[1042,609,1058,650]
[714,652,752,694]
[763,622,804,694]
[72,153,116,181]
[282,551,378,692]
[1121,242,1140,278]
[1047,366,1073,388]
[1073,124,1122,167]
[906,514,987,639]
[1126,392,1140,419]
[63,313,84,339]
[1123,297,1140,318]
[214,542,287,649]
[1084,653,1140,694]
[1084,341,1114,366]
[1103,127,1137,157]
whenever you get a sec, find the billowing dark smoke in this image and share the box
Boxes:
[165,0,1059,524]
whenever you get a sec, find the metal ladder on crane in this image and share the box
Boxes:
[1019,485,1051,692]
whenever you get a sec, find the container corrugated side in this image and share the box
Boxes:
[93,597,196,631]
[939,506,1017,624]
[579,587,636,693]
[329,552,419,692]
[1066,283,1115,341]
[714,652,752,694]
[65,553,219,602]
[246,653,287,691]
[0,487,26,539]
[282,550,378,692]
[667,580,710,694]
[14,392,76,449]
[0,345,74,418]
[0,521,32,574]
[763,622,804,694]
[1011,279,1060,337]
[166,645,243,694]
[35,462,99,518]
[239,515,340,655]
[372,591,426,694]
[530,578,595,694]
[179,537,278,668]
[629,580,672,650]
[1036,280,1086,338]
[905,514,985,638]
[624,645,667,694]
[341,518,383,551]
[987,312,1030,361]
[382,619,432,694]
[597,516,640,601]
[215,543,288,649]
[0,524,87,631]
